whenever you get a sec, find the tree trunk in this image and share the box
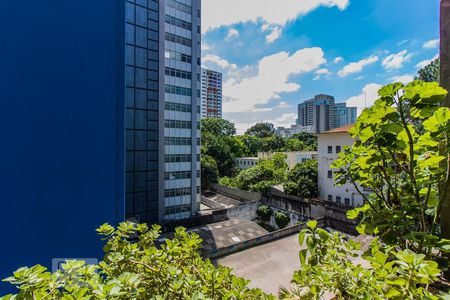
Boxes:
[440,0,450,277]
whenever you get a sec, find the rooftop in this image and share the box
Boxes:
[320,124,353,134]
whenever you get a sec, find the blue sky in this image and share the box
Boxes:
[201,0,440,134]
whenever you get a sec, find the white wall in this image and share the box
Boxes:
[318,132,365,207]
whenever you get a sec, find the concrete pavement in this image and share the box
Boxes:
[214,234,302,296]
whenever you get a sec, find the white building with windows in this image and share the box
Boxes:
[275,125,316,138]
[318,125,365,207]
[235,157,259,170]
[258,151,317,169]
[236,151,318,170]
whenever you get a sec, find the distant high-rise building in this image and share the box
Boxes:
[335,103,357,128]
[125,0,201,223]
[297,94,335,133]
[201,68,222,118]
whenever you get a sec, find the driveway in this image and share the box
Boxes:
[214,234,302,296]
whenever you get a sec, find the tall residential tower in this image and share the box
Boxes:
[297,94,336,133]
[125,0,201,224]
[201,68,223,118]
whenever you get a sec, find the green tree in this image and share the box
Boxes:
[256,205,273,223]
[236,134,262,156]
[0,223,274,299]
[201,132,237,177]
[283,160,318,199]
[290,132,318,150]
[280,221,447,300]
[201,155,219,187]
[274,211,290,229]
[416,58,440,83]
[221,153,288,193]
[245,123,274,138]
[332,80,450,260]
[201,118,236,137]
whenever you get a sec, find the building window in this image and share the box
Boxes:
[345,198,350,206]
[336,145,341,153]
[328,170,333,179]
[327,146,332,154]
[328,195,333,202]
[336,196,341,204]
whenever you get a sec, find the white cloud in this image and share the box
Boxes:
[265,26,282,43]
[354,76,364,81]
[202,0,350,34]
[390,74,414,84]
[201,43,212,51]
[313,68,332,80]
[265,113,298,129]
[202,55,237,70]
[251,101,292,112]
[416,54,439,69]
[346,83,383,114]
[223,47,326,113]
[278,101,290,109]
[333,57,344,64]
[226,28,239,40]
[337,55,379,77]
[382,50,413,70]
[423,39,439,49]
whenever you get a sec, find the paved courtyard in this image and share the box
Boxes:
[214,233,302,296]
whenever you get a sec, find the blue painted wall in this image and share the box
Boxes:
[0,0,125,292]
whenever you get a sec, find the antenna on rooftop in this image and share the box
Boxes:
[364,92,367,109]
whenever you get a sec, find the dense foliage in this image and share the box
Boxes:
[332,80,450,262]
[201,155,219,187]
[274,211,290,229]
[283,159,319,199]
[280,221,448,299]
[416,58,440,83]
[219,153,288,193]
[256,205,273,223]
[201,119,244,177]
[1,223,274,300]
[200,118,318,185]
[245,123,274,138]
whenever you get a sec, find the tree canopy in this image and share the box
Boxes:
[245,123,274,138]
[283,159,318,199]
[332,80,450,260]
[1,223,274,300]
[416,58,440,83]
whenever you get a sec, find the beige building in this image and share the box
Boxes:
[317,125,365,207]
[236,151,318,170]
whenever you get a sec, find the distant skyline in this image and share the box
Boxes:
[201,0,440,134]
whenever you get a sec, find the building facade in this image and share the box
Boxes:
[236,151,318,170]
[201,68,222,118]
[235,157,259,170]
[335,102,357,128]
[317,125,365,207]
[125,0,201,224]
[275,125,316,138]
[297,94,336,133]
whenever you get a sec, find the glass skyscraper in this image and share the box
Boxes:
[125,0,201,224]
[335,102,357,128]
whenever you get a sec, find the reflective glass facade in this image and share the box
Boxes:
[125,0,201,224]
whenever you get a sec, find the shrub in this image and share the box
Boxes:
[257,205,273,223]
[274,211,290,229]
[280,221,449,299]
[0,222,275,300]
